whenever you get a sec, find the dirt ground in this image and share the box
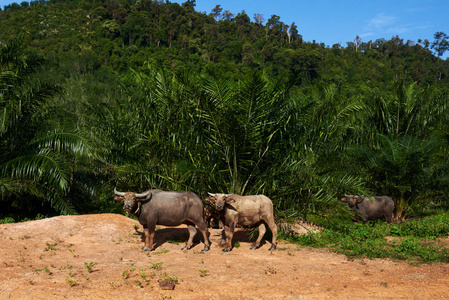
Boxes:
[1,214,448,300]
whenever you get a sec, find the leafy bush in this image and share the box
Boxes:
[390,214,449,238]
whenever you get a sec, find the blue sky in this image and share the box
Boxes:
[1,0,448,58]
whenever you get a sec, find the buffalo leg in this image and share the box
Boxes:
[267,220,278,250]
[182,224,197,250]
[223,223,235,252]
[218,229,226,247]
[194,220,210,251]
[251,223,266,249]
[143,225,155,251]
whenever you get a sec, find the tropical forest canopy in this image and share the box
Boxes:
[1,0,449,222]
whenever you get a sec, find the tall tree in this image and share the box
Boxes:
[211,4,222,21]
[253,13,265,27]
[288,22,300,43]
[431,31,449,59]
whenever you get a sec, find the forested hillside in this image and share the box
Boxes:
[1,0,449,222]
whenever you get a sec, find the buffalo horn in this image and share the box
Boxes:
[135,190,151,198]
[113,187,126,196]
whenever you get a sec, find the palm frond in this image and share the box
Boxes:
[1,153,70,192]
[33,129,96,159]
[0,178,42,200]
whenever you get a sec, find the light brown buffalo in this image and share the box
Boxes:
[207,193,277,252]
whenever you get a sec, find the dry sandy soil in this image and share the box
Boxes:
[1,213,448,299]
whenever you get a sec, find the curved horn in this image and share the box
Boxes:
[208,192,215,197]
[114,187,126,196]
[135,189,151,198]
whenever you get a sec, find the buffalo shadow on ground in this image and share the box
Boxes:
[133,225,272,251]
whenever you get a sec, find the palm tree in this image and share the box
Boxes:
[275,83,365,219]
[190,70,295,195]
[346,82,449,218]
[0,34,96,215]
[108,65,297,196]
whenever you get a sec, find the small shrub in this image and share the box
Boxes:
[159,273,178,283]
[66,277,76,287]
[149,262,163,270]
[0,217,15,224]
[44,267,52,275]
[84,262,97,273]
[45,242,57,251]
[134,280,142,287]
[35,214,46,220]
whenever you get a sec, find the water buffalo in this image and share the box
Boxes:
[114,188,210,251]
[203,196,222,228]
[341,194,395,224]
[207,193,277,252]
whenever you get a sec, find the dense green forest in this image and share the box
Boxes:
[1,0,449,224]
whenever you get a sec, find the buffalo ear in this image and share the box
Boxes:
[356,196,363,203]
[225,196,236,204]
[114,196,124,202]
[341,198,347,202]
[204,197,215,204]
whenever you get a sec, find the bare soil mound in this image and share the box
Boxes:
[1,214,448,299]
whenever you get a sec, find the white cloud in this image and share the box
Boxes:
[359,32,374,39]
[387,25,410,34]
[365,13,397,30]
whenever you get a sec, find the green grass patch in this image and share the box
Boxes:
[281,212,449,263]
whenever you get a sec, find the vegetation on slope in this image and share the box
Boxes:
[1,1,448,233]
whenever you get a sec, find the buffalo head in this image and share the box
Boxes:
[207,193,234,210]
[114,187,151,213]
[341,194,363,207]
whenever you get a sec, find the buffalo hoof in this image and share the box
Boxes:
[268,247,276,251]
[142,247,151,252]
[201,248,210,252]
[250,247,257,250]
[222,248,231,252]
[181,247,188,251]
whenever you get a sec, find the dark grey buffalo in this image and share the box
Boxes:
[341,194,395,224]
[207,193,277,252]
[114,188,210,251]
